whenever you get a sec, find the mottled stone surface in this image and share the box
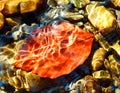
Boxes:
[86,2,117,31]
[71,0,90,8]
[111,0,120,7]
[3,0,45,15]
[92,70,111,79]
[69,75,102,93]
[91,48,107,71]
[0,13,4,29]
[47,0,70,7]
[61,11,84,21]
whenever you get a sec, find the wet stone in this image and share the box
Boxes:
[60,11,84,21]
[92,70,111,79]
[115,10,120,28]
[115,87,120,93]
[0,13,4,30]
[95,33,111,51]
[111,40,120,56]
[102,85,115,93]
[108,55,120,75]
[104,54,120,87]
[20,0,44,14]
[3,0,45,15]
[111,0,120,8]
[69,75,102,93]
[83,22,96,33]
[45,8,62,19]
[70,0,90,9]
[5,18,19,27]
[47,0,70,7]
[86,2,117,32]
[91,48,107,71]
[75,22,83,27]
[8,69,57,92]
[112,75,120,87]
[55,0,70,6]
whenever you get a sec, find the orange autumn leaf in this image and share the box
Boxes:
[13,22,93,79]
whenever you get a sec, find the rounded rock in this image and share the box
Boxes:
[3,0,45,15]
[92,70,111,79]
[86,2,117,32]
[91,48,107,71]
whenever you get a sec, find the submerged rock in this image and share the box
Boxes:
[61,11,84,21]
[3,0,45,15]
[54,0,70,6]
[102,85,115,93]
[104,55,120,87]
[0,13,4,29]
[107,55,120,75]
[8,69,54,92]
[111,0,120,8]
[115,10,120,28]
[83,22,96,33]
[69,75,102,93]
[71,0,90,9]
[47,0,70,7]
[91,48,107,71]
[95,33,111,51]
[47,0,90,8]
[92,70,111,79]
[86,2,117,32]
[111,40,120,56]
[5,18,19,27]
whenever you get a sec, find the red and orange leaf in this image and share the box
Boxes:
[13,22,93,79]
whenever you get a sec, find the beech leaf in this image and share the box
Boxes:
[13,22,93,79]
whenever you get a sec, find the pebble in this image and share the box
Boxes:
[86,2,117,31]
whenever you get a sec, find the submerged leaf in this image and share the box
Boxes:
[13,22,93,79]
